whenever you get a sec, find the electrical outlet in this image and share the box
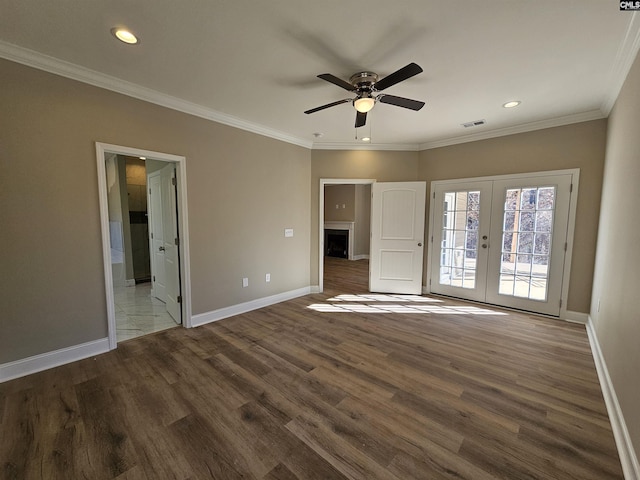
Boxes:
[284,228,294,237]
[266,273,271,282]
[242,277,249,288]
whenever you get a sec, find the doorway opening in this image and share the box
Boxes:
[96,143,192,350]
[319,179,374,293]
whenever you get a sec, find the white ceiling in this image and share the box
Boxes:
[1,1,639,149]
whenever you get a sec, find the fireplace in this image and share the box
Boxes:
[325,229,348,258]
[323,221,355,260]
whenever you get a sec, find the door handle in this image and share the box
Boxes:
[418,243,422,247]
[482,244,488,249]
[159,246,165,251]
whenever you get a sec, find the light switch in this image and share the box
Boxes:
[242,277,249,288]
[284,228,294,237]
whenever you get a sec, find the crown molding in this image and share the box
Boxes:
[601,12,640,115]
[0,40,313,149]
[419,110,606,150]
[311,142,420,151]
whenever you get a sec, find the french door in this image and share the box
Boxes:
[430,172,574,316]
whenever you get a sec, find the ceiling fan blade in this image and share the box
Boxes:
[317,73,355,91]
[304,98,351,114]
[355,111,367,128]
[374,63,423,91]
[378,94,425,111]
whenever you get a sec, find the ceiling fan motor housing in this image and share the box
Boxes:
[349,72,378,97]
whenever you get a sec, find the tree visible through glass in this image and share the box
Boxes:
[499,187,555,301]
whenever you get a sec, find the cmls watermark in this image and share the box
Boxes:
[620,1,640,10]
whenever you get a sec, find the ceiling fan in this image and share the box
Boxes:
[304,62,425,128]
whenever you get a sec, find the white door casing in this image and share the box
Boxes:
[96,142,192,350]
[370,181,426,295]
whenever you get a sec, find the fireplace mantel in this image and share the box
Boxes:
[324,221,354,260]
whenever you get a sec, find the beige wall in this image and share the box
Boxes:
[324,185,355,221]
[591,51,640,462]
[0,59,311,364]
[311,150,420,284]
[354,184,371,256]
[419,119,607,313]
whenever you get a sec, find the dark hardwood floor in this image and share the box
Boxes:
[0,257,623,479]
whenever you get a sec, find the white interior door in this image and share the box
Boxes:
[370,181,426,295]
[161,164,181,323]
[429,173,574,316]
[147,171,166,302]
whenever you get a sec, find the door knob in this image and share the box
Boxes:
[418,242,422,247]
[159,246,165,251]
[482,244,488,249]
[482,235,488,240]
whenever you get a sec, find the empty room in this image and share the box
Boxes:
[1,1,639,479]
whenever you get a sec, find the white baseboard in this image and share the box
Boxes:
[191,287,312,327]
[586,317,640,480]
[563,310,589,324]
[125,279,136,287]
[0,338,110,383]
[352,254,370,261]
[310,285,321,294]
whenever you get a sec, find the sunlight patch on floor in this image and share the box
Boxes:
[308,294,508,315]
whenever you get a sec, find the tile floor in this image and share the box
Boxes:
[114,282,180,342]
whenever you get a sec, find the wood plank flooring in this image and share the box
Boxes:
[0,257,623,479]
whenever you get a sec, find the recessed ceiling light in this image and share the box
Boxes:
[503,101,521,108]
[111,27,139,45]
[139,156,146,160]
[362,137,371,142]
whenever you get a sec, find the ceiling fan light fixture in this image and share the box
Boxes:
[354,97,375,113]
[111,27,139,45]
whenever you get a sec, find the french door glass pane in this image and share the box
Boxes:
[499,187,555,301]
[439,190,480,289]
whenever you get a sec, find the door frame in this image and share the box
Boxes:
[318,178,375,293]
[96,142,193,350]
[426,168,580,320]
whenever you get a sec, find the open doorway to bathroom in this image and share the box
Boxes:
[105,155,181,341]
[96,143,192,350]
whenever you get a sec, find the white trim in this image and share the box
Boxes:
[96,142,194,352]
[313,142,420,151]
[601,13,640,115]
[0,40,627,154]
[562,310,588,324]
[419,111,605,150]
[0,41,311,149]
[0,338,109,383]
[319,179,376,293]
[353,254,370,261]
[586,317,640,480]
[191,287,311,327]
